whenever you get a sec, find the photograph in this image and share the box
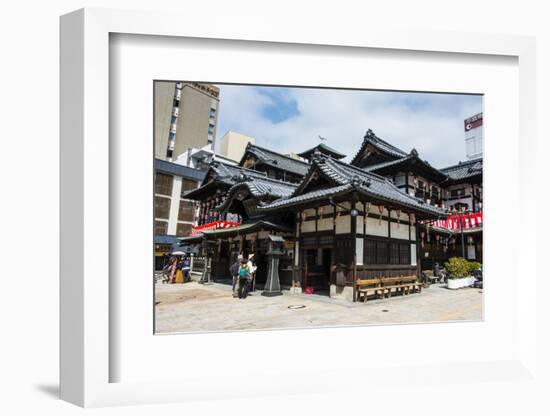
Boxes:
[153,81,484,334]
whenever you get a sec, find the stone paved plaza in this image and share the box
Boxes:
[154,281,483,334]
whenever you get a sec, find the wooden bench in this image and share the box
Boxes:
[356,276,422,302]
[379,276,422,298]
[355,278,381,302]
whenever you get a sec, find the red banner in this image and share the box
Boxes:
[191,220,241,236]
[429,212,482,231]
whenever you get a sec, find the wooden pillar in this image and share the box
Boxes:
[350,199,357,302]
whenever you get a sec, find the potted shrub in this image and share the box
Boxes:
[444,257,476,289]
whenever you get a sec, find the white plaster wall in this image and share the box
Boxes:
[390,210,410,221]
[301,220,316,233]
[304,208,316,217]
[335,214,351,234]
[318,217,333,231]
[356,238,364,265]
[365,216,388,237]
[356,216,365,234]
[390,222,410,240]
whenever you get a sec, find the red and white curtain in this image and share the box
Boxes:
[430,212,483,231]
[191,220,241,236]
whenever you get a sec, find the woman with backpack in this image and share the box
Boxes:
[237,257,251,299]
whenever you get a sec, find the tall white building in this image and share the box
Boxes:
[464,112,483,160]
[219,131,255,162]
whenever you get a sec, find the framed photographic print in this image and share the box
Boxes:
[60,8,538,408]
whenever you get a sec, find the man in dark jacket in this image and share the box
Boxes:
[230,254,243,298]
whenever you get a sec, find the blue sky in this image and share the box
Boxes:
[215,85,482,168]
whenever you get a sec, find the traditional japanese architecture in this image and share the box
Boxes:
[178,129,482,301]
[239,142,309,183]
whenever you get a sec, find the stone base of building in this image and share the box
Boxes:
[330,284,354,302]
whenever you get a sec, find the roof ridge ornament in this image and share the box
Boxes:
[364,129,376,140]
[410,148,419,157]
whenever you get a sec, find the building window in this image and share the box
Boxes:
[399,243,410,264]
[176,223,193,237]
[155,196,171,219]
[178,200,195,222]
[181,178,198,192]
[365,239,377,264]
[208,123,215,134]
[155,172,173,196]
[390,242,400,264]
[155,220,168,235]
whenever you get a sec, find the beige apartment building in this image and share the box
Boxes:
[219,130,255,162]
[155,81,220,161]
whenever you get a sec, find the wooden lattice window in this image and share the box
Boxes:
[399,242,410,264]
[178,200,195,222]
[181,178,198,192]
[390,242,400,265]
[155,172,173,196]
[154,220,168,235]
[155,196,171,219]
[176,223,193,237]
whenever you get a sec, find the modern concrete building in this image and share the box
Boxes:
[175,145,238,170]
[155,81,220,161]
[154,159,206,269]
[219,131,255,162]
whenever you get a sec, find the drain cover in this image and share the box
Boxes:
[288,305,306,310]
[381,309,389,312]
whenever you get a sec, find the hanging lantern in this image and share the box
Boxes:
[319,206,324,216]
[396,209,401,228]
[467,236,474,244]
[420,231,425,248]
[301,211,307,221]
[378,205,384,225]
[363,202,371,224]
[409,213,415,224]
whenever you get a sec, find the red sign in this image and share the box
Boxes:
[191,220,241,236]
[464,113,483,131]
[429,212,483,231]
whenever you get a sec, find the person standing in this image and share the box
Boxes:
[238,257,251,299]
[230,254,242,298]
[247,253,257,292]
[182,255,191,282]
[167,256,177,284]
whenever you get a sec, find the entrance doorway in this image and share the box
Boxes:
[303,247,332,295]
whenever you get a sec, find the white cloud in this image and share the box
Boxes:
[215,85,482,168]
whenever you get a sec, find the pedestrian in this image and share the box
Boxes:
[182,255,191,282]
[167,256,177,284]
[175,256,184,284]
[238,257,251,299]
[247,253,257,291]
[230,254,242,298]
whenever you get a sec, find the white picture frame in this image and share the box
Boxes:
[60,8,538,408]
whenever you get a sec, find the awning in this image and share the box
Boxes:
[200,220,292,238]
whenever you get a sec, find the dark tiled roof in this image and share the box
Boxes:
[183,161,270,199]
[260,155,446,217]
[350,129,408,165]
[241,143,310,176]
[440,158,483,181]
[217,175,298,211]
[364,152,448,182]
[297,143,346,160]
